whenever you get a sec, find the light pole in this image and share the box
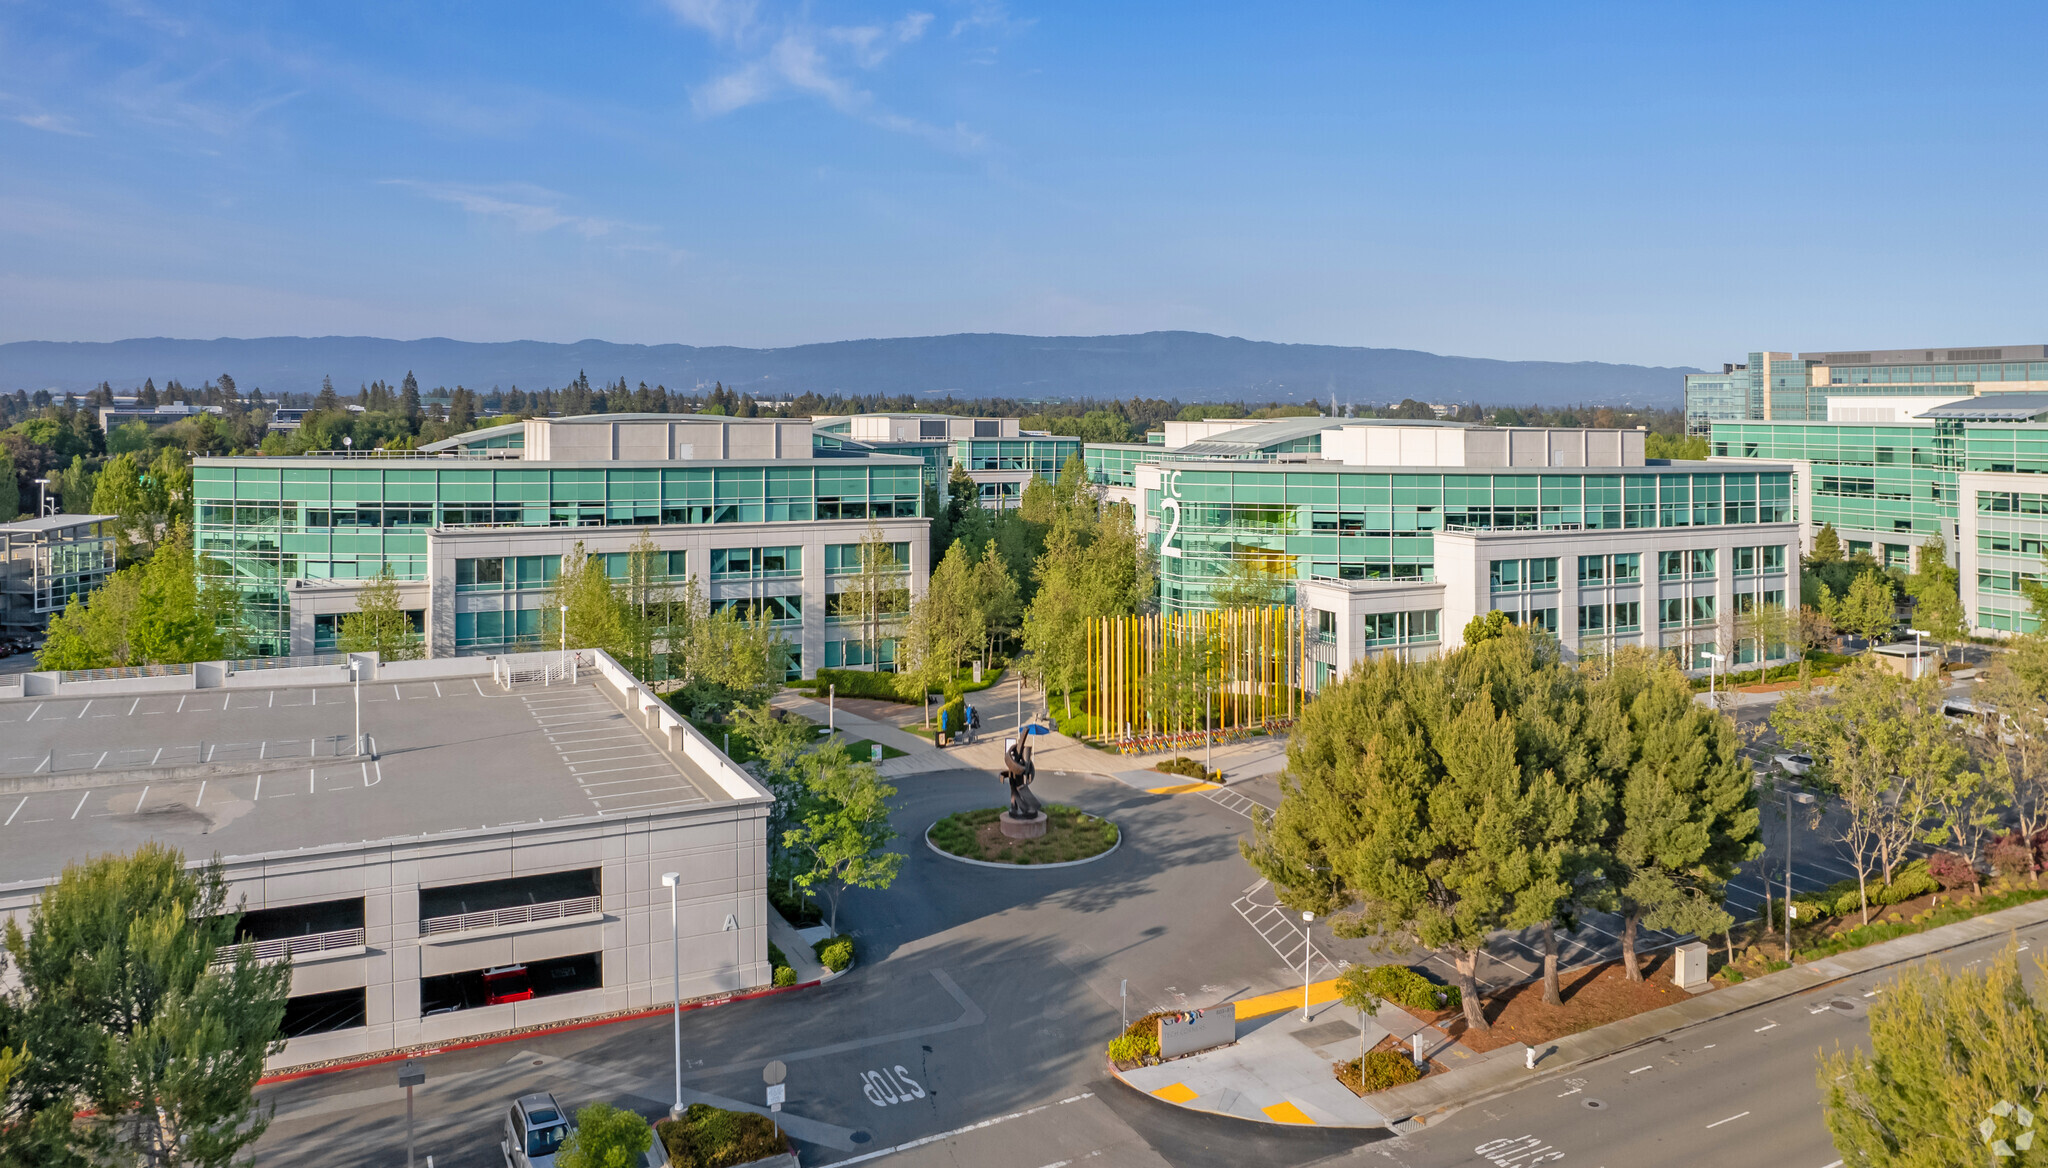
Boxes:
[661,871,684,1122]
[1783,786,1817,960]
[342,434,353,455]
[559,604,569,654]
[32,477,50,517]
[348,658,363,756]
[1301,910,1315,1020]
[1703,649,1725,705]
[828,683,835,733]
[1908,626,1930,675]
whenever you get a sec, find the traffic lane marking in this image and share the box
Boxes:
[1706,1110,1750,1128]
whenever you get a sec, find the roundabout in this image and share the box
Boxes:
[924,804,1123,868]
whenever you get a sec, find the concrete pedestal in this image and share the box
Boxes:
[999,813,1047,839]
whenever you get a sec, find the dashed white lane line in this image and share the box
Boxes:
[1755,1022,1779,1032]
[1628,1065,1653,1074]
[1706,1111,1750,1128]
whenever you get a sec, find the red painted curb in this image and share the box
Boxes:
[257,977,827,1086]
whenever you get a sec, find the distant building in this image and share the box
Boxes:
[1686,345,2048,433]
[97,403,225,432]
[0,514,116,638]
[813,414,1082,511]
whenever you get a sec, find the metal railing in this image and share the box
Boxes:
[1440,521,1587,534]
[223,652,349,673]
[292,448,516,460]
[493,650,596,688]
[218,927,367,965]
[418,896,602,937]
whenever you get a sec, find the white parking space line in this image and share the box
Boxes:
[76,700,90,718]
[71,791,89,819]
[1706,1111,1749,1128]
[5,797,23,826]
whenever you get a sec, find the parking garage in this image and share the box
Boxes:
[0,649,773,1068]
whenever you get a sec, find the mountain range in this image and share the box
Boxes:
[0,332,1695,406]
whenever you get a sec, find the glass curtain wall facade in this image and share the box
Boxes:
[1711,421,1953,564]
[194,460,924,656]
[1148,465,1793,611]
[951,437,1082,475]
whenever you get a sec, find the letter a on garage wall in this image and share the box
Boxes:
[723,914,738,931]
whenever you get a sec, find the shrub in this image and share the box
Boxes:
[1928,850,1981,892]
[1106,1033,1159,1062]
[1993,831,2041,881]
[812,668,906,702]
[1328,912,1372,940]
[1357,964,1460,1012]
[773,965,797,987]
[657,1103,786,1168]
[1336,1050,1423,1094]
[814,935,854,972]
[1722,968,1745,984]
[1153,756,1218,781]
[767,942,795,987]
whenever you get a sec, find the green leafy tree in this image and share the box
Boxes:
[1334,965,1382,1062]
[0,446,17,521]
[1976,640,2048,848]
[839,523,909,671]
[1463,609,1514,645]
[1821,943,2048,1167]
[544,543,641,665]
[1590,651,1761,979]
[38,526,245,670]
[1023,514,1092,718]
[1905,535,1969,660]
[555,1102,653,1168]
[3,843,289,1167]
[782,742,903,933]
[973,538,1021,664]
[336,566,421,660]
[1831,569,1899,644]
[899,540,984,718]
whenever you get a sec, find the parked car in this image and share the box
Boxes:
[502,1092,570,1168]
[1773,752,1813,776]
[483,965,534,1005]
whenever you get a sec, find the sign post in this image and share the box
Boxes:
[764,1060,788,1113]
[397,1060,425,1168]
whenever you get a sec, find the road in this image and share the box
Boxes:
[252,731,2009,1168]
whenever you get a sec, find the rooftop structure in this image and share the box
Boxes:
[0,513,115,636]
[0,648,772,1067]
[1686,345,2048,433]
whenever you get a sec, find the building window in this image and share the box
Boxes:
[1315,609,1336,642]
[1660,597,1685,628]
[1691,595,1717,625]
[1578,555,1605,586]
[1612,600,1641,631]
[826,542,911,575]
[1761,545,1785,572]
[1489,557,1558,593]
[1509,607,1559,634]
[1612,553,1641,583]
[1734,547,1756,576]
[1659,551,1685,580]
[1577,604,1606,633]
[711,546,801,579]
[1690,549,1717,578]
[1363,610,1440,646]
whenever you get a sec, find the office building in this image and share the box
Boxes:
[0,513,116,637]
[193,414,929,673]
[1686,345,2048,433]
[0,648,772,1069]
[1095,418,1798,682]
[814,414,1083,510]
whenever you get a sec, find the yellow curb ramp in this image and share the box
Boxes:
[1262,1101,1316,1125]
[1151,1082,1199,1104]
[1232,977,1345,1019]
[1146,782,1214,794]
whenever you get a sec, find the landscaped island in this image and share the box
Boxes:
[927,805,1120,865]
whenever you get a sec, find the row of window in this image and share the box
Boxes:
[1493,546,1786,593]
[204,499,923,531]
[453,543,906,593]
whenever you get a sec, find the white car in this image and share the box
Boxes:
[502,1092,570,1168]
[1773,752,1813,776]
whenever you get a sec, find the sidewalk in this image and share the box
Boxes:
[765,905,829,982]
[1116,894,2048,1129]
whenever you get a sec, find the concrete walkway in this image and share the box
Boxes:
[764,905,829,982]
[1120,893,2048,1129]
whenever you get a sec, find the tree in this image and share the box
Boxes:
[1977,640,2048,847]
[91,449,187,563]
[839,523,908,671]
[1810,523,1843,564]
[544,543,641,667]
[38,526,246,670]
[1023,514,1091,718]
[1831,570,1899,645]
[973,538,1021,664]
[555,1102,652,1168]
[399,372,422,428]
[0,446,17,521]
[1242,631,1593,1033]
[781,742,902,933]
[1463,609,1514,645]
[1591,650,1760,980]
[1773,659,1952,922]
[1905,534,1969,660]
[1643,433,1708,460]
[3,844,289,1167]
[1334,964,1382,1062]
[336,567,421,660]
[1820,943,2048,1167]
[898,540,983,718]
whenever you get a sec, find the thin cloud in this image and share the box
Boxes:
[385,180,626,239]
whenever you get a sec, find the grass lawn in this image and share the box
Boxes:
[928,804,1119,865]
[835,736,906,761]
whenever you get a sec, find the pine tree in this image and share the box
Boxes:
[1821,943,2048,1166]
[1810,523,1843,563]
[314,376,340,413]
[138,378,159,407]
[337,567,422,660]
[400,372,422,427]
[3,844,289,1166]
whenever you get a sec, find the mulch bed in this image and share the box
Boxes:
[1333,1034,1451,1096]
[1408,951,1695,1053]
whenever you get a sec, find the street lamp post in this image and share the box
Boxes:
[1784,787,1817,960]
[1703,650,1725,705]
[32,477,50,517]
[661,871,684,1121]
[348,658,363,757]
[559,604,569,654]
[1301,911,1315,1021]
[1908,626,1930,675]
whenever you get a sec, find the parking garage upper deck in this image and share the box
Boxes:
[0,650,768,887]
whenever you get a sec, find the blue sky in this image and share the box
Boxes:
[2,1,2045,366]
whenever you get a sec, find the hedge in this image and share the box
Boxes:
[1107,1012,1165,1064]
[656,1104,786,1168]
[1780,857,1940,924]
[767,942,796,987]
[814,935,854,972]
[808,668,908,701]
[1154,756,1220,782]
